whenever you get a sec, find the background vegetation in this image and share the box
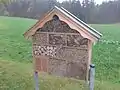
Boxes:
[0,0,120,89]
[0,16,120,89]
[0,0,120,24]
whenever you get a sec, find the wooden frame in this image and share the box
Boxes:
[24,6,102,81]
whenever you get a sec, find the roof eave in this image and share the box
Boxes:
[54,6,102,40]
[24,6,102,41]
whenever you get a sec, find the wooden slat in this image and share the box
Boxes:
[34,56,48,72]
[36,32,81,36]
[35,57,42,72]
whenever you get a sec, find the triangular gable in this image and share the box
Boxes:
[24,6,102,42]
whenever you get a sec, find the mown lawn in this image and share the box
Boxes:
[1,60,120,90]
[0,16,120,89]
[91,24,120,83]
[0,16,36,62]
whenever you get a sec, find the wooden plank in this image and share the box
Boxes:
[35,57,42,72]
[36,32,81,35]
[32,44,88,50]
[42,58,48,72]
[34,56,48,72]
[86,40,92,81]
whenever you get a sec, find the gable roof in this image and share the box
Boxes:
[24,6,102,42]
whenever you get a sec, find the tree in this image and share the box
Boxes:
[49,0,57,9]
[0,0,14,15]
[82,0,96,23]
[0,0,120,23]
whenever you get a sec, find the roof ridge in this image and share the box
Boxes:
[54,6,102,37]
[24,6,102,41]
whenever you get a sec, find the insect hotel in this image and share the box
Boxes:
[24,6,102,81]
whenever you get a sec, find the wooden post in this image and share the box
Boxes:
[89,64,95,90]
[34,71,39,90]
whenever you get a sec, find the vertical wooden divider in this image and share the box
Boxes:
[47,32,49,73]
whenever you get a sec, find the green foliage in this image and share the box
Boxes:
[1,0,120,23]
[0,16,120,89]
[91,24,120,83]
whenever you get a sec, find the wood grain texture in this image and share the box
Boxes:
[34,56,48,72]
[32,19,89,80]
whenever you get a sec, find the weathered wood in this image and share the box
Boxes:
[34,56,48,72]
[87,40,92,81]
[32,18,89,80]
[36,32,81,35]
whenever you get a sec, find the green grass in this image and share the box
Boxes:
[91,24,120,41]
[0,60,86,90]
[0,16,36,62]
[0,16,120,89]
[1,60,120,90]
[90,24,120,83]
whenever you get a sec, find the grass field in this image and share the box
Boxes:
[0,16,120,90]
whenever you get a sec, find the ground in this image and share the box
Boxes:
[0,16,120,90]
